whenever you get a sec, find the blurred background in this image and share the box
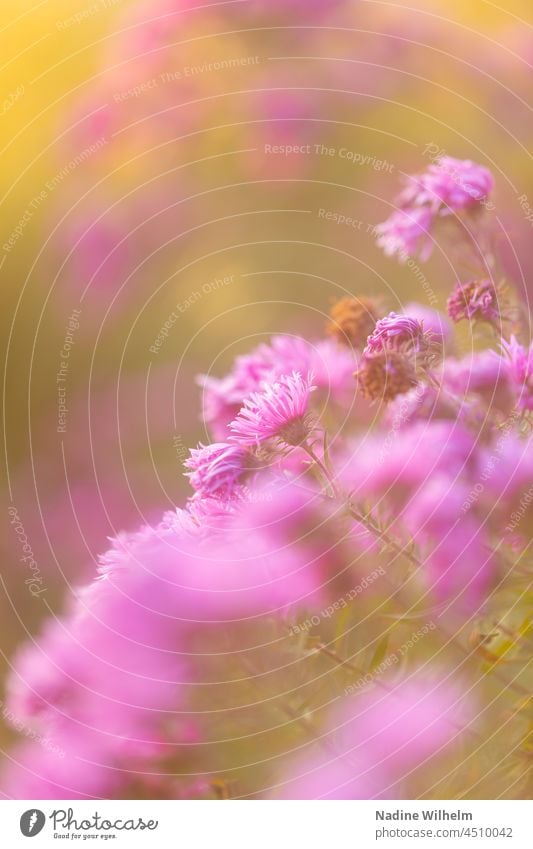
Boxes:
[1,0,533,762]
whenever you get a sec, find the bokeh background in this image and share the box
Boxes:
[1,0,533,767]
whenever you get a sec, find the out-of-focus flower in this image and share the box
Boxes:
[277,674,472,799]
[501,335,533,411]
[185,442,249,499]
[404,475,496,604]
[229,371,315,447]
[327,296,380,348]
[447,279,503,326]
[376,157,494,261]
[443,351,514,416]
[384,383,458,428]
[356,351,418,402]
[375,206,434,261]
[198,335,355,440]
[402,303,453,347]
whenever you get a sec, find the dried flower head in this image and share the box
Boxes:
[447,278,503,326]
[356,351,418,402]
[327,296,379,348]
[228,371,316,447]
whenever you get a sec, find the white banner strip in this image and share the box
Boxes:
[1,800,533,848]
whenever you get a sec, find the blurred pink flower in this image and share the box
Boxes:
[278,675,472,799]
[501,335,533,410]
[375,206,434,261]
[185,442,248,499]
[364,312,428,356]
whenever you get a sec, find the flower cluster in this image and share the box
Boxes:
[376,156,494,260]
[3,158,533,801]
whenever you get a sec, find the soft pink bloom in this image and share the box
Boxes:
[480,435,533,534]
[278,675,471,799]
[384,383,459,428]
[228,371,315,447]
[337,421,478,511]
[501,335,533,410]
[404,475,496,604]
[375,206,434,261]
[447,279,501,324]
[3,491,328,799]
[443,351,513,415]
[185,442,248,499]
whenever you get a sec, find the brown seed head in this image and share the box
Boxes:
[327,297,379,348]
[356,351,418,402]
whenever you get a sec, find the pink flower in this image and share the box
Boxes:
[403,157,493,213]
[375,206,434,261]
[443,351,513,415]
[228,371,315,447]
[377,157,494,261]
[184,442,248,499]
[501,335,533,411]
[277,675,472,799]
[402,303,453,346]
[447,278,502,325]
[404,475,496,604]
[384,383,459,428]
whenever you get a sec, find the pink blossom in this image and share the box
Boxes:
[198,335,355,440]
[375,206,434,261]
[228,371,315,447]
[376,157,493,261]
[277,675,471,799]
[402,303,453,346]
[184,442,248,499]
[443,351,513,415]
[402,157,494,213]
[501,335,533,410]
[404,475,496,604]
[363,312,428,356]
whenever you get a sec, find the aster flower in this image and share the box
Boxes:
[384,383,458,428]
[198,335,354,440]
[447,278,503,326]
[228,371,316,447]
[184,442,248,499]
[402,156,494,213]
[375,205,434,261]
[376,157,494,261]
[501,335,533,411]
[356,351,418,402]
[277,675,472,799]
[327,296,380,348]
[402,302,453,347]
